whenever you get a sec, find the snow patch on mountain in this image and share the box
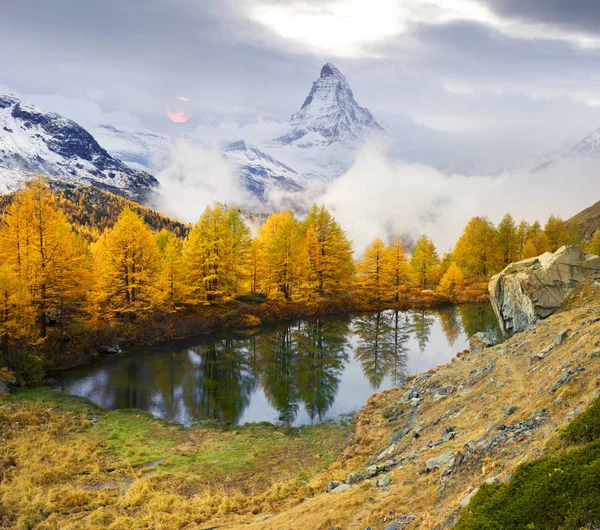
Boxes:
[0,93,158,197]
[534,126,600,172]
[94,125,306,199]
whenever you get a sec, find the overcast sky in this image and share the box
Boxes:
[3,0,600,167]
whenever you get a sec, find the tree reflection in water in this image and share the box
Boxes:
[257,317,351,425]
[353,311,412,388]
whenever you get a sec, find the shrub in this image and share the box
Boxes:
[563,394,600,445]
[456,395,600,530]
[10,348,45,385]
[234,293,269,305]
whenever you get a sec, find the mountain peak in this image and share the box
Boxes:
[282,63,384,147]
[320,63,342,78]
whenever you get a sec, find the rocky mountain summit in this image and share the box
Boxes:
[489,246,600,334]
[275,63,384,149]
[0,94,158,199]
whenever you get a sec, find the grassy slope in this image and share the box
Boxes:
[235,283,600,530]
[567,199,600,239]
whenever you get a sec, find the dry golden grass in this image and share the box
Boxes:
[0,392,346,529]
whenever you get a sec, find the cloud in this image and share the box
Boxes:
[481,0,600,36]
[151,139,256,223]
[260,143,600,256]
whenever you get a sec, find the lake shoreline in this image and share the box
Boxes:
[54,292,490,374]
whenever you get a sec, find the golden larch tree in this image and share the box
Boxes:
[0,177,91,339]
[438,262,466,299]
[409,235,440,289]
[302,204,353,299]
[355,238,387,303]
[453,216,501,281]
[93,207,161,321]
[382,236,411,302]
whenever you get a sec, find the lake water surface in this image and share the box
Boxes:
[53,305,501,426]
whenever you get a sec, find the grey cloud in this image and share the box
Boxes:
[0,0,318,129]
[481,0,600,34]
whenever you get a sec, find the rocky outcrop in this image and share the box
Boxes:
[489,246,600,333]
[0,372,17,394]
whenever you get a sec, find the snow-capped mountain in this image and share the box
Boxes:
[94,125,305,199]
[275,63,384,148]
[564,128,600,159]
[0,94,158,198]
[265,63,386,179]
[534,126,600,172]
[0,63,387,204]
[222,141,303,196]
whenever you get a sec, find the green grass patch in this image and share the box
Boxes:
[10,386,100,413]
[4,387,347,484]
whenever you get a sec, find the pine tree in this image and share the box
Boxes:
[93,208,161,321]
[410,235,440,289]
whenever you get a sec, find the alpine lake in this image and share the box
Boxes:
[53,305,502,427]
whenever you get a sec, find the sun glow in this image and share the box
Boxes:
[167,96,191,123]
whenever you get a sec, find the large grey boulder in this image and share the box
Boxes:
[489,246,600,334]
